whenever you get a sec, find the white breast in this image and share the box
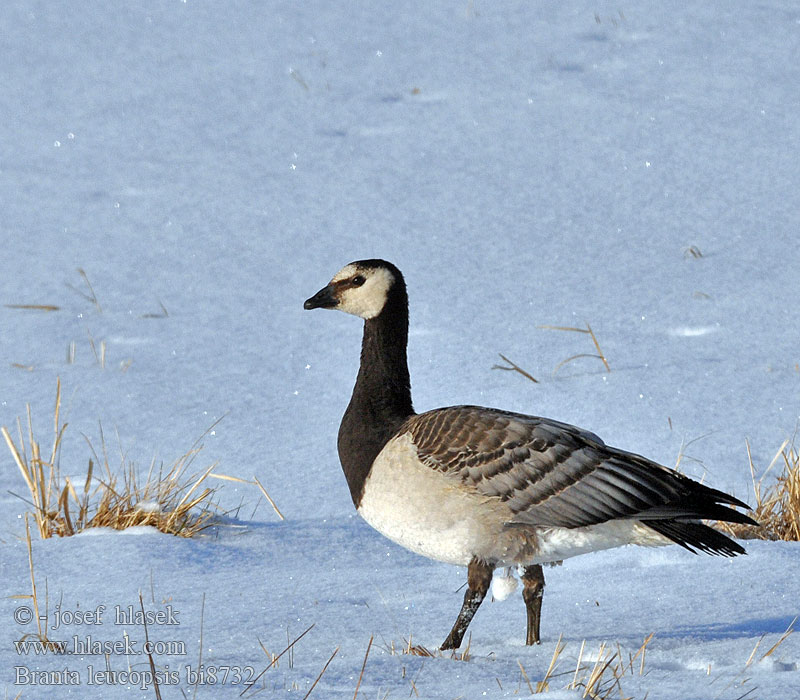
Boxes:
[357,433,521,566]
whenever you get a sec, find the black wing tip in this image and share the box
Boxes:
[645,520,748,557]
[703,486,756,516]
[708,503,759,527]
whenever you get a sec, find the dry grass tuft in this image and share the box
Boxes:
[714,618,796,697]
[744,617,795,668]
[385,634,472,662]
[715,438,800,542]
[532,633,654,699]
[2,379,222,539]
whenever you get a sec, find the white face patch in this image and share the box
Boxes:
[330,263,394,320]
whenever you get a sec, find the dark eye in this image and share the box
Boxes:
[352,275,366,286]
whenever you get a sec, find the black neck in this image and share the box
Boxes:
[337,288,414,507]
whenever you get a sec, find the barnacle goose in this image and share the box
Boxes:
[304,259,757,649]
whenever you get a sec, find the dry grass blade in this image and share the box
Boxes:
[585,324,610,373]
[209,471,274,521]
[302,646,339,700]
[5,304,60,312]
[553,353,604,375]
[209,473,250,483]
[492,353,539,383]
[352,635,373,700]
[16,516,63,652]
[141,299,169,318]
[538,325,591,333]
[139,591,163,700]
[571,639,586,691]
[403,636,435,657]
[584,646,620,699]
[256,638,278,667]
[631,632,654,675]
[65,267,102,311]
[190,593,206,700]
[164,463,217,530]
[2,425,35,497]
[757,617,795,664]
[538,323,610,373]
[289,67,310,90]
[86,328,106,368]
[456,633,472,662]
[25,516,45,642]
[673,431,712,472]
[731,690,758,700]
[744,634,764,668]
[535,634,566,692]
[253,476,286,520]
[408,661,425,698]
[241,624,315,696]
[518,660,534,694]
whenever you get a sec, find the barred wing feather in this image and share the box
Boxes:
[403,406,753,532]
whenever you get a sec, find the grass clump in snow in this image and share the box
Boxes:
[2,379,221,539]
[716,438,800,542]
[385,633,472,662]
[528,633,654,699]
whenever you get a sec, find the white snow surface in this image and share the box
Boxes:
[2,1,799,698]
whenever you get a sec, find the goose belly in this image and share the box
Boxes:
[528,521,672,565]
[357,433,517,566]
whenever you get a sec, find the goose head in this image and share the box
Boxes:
[304,259,403,320]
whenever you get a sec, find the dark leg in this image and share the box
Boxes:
[522,564,545,645]
[441,558,493,650]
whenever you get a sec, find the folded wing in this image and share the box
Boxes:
[403,406,756,554]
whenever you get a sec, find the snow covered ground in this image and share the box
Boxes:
[1,1,799,697]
